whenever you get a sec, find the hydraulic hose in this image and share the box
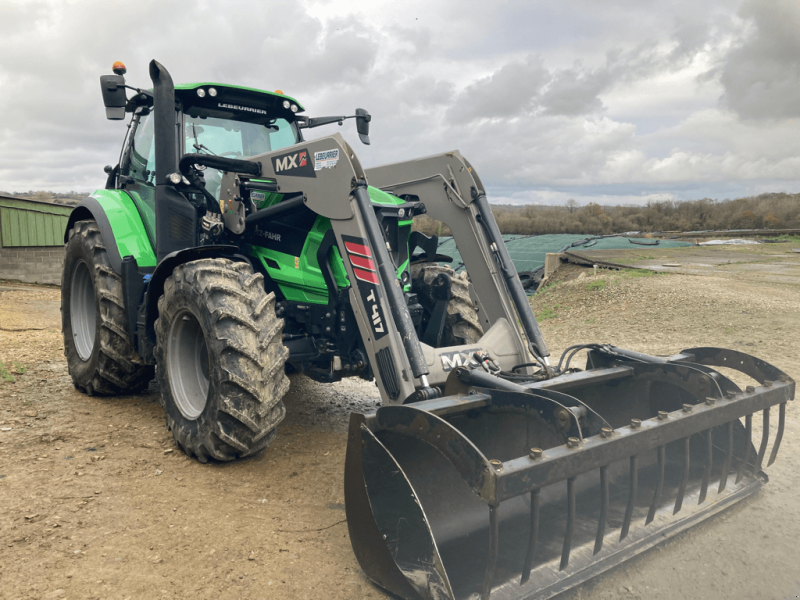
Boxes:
[178,153,261,178]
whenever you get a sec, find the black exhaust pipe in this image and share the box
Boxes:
[149,60,197,262]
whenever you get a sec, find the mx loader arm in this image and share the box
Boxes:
[219,140,551,403]
[219,134,434,403]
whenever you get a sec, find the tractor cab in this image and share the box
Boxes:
[101,64,306,251]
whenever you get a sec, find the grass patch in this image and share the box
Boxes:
[622,255,657,262]
[0,362,15,383]
[538,305,561,320]
[585,279,607,291]
[769,234,800,244]
[0,361,28,383]
[619,268,658,278]
[536,281,563,296]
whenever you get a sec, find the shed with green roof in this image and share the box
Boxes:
[0,195,72,284]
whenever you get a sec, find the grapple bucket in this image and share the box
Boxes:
[345,347,794,600]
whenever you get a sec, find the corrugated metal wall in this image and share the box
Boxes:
[0,196,72,247]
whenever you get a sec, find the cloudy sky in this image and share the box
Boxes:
[1,0,799,206]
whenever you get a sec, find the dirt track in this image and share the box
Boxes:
[1,242,799,600]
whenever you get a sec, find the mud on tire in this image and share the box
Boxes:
[154,258,290,462]
[61,219,154,395]
[411,263,483,346]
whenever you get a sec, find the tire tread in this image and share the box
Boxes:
[62,220,153,396]
[154,258,289,462]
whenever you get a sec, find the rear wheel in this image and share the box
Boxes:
[154,258,290,462]
[61,220,153,395]
[411,263,483,346]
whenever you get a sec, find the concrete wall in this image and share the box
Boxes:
[0,246,64,285]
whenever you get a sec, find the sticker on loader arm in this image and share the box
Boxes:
[271,148,315,178]
[342,235,388,341]
[439,348,483,371]
[314,149,339,170]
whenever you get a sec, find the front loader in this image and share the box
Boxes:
[61,59,794,600]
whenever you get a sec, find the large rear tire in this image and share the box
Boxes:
[411,263,483,346]
[61,220,154,395]
[154,258,290,463]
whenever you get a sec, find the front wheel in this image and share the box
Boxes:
[154,258,290,462]
[411,263,484,347]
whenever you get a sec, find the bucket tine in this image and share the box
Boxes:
[673,437,691,514]
[620,455,638,541]
[698,429,713,504]
[718,421,734,493]
[755,408,770,472]
[594,466,609,555]
[481,505,500,600]
[645,446,665,526]
[520,489,540,585]
[735,414,753,484]
[768,403,786,466]
[559,477,576,571]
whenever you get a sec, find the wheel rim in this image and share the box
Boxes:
[70,260,96,361]
[167,309,210,420]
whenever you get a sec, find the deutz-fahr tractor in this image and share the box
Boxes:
[61,60,793,600]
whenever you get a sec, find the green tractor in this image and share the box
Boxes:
[63,59,482,462]
[63,60,793,600]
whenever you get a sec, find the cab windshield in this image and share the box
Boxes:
[182,113,299,199]
[183,115,298,159]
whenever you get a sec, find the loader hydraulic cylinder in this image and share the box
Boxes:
[473,192,550,360]
[245,196,305,228]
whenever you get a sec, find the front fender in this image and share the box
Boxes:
[143,245,252,335]
[65,190,157,273]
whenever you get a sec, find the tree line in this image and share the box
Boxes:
[4,189,798,236]
[413,192,800,236]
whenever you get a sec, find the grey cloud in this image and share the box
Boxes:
[670,16,710,62]
[446,55,549,123]
[392,23,434,57]
[540,65,608,116]
[392,76,456,108]
[445,35,681,125]
[720,0,800,119]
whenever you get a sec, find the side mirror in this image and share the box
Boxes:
[100,75,128,120]
[355,108,371,145]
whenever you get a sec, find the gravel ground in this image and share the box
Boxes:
[0,244,798,600]
[531,260,800,600]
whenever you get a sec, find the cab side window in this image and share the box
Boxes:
[127,112,156,185]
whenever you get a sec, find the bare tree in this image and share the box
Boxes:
[565,198,579,213]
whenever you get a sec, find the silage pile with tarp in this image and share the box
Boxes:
[437,233,693,274]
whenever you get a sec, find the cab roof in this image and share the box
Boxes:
[126,82,305,118]
[175,82,304,112]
